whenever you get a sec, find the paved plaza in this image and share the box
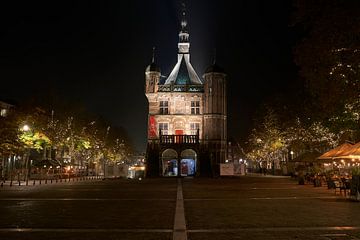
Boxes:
[0,176,359,240]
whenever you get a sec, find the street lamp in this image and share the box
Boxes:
[21,124,31,185]
[290,151,294,160]
[22,124,30,132]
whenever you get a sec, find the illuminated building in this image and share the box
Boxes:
[145,10,227,177]
[0,100,14,117]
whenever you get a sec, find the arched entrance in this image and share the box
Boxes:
[162,149,178,176]
[180,149,197,176]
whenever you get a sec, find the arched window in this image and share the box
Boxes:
[162,149,178,177]
[180,149,197,176]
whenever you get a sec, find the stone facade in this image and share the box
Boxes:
[145,11,227,177]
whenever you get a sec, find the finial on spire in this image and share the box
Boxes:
[180,2,187,29]
[152,47,155,63]
[213,48,217,65]
[181,2,186,14]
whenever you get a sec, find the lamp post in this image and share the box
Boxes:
[102,126,110,179]
[290,151,294,161]
[21,124,31,186]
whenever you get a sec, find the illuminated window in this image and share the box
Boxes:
[160,101,169,114]
[191,101,200,114]
[159,123,169,135]
[190,123,200,135]
[0,109,7,117]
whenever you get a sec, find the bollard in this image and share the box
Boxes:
[33,180,35,185]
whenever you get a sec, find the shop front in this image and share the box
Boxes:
[161,148,197,177]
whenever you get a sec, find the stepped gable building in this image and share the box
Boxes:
[145,10,227,177]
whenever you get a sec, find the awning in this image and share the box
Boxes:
[317,143,354,160]
[334,141,360,159]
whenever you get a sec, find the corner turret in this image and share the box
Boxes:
[145,47,161,93]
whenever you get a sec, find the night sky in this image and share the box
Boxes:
[0,1,298,152]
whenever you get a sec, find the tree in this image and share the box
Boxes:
[293,0,360,140]
[0,111,24,156]
[246,107,287,168]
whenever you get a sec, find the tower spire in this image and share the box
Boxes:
[178,1,189,53]
[152,46,155,63]
[213,48,217,65]
[181,2,187,30]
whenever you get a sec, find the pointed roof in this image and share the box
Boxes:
[165,55,202,85]
[204,48,225,74]
[163,4,202,86]
[176,57,191,84]
[317,142,354,160]
[146,47,160,72]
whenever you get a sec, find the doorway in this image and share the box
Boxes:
[162,149,178,177]
[180,149,197,176]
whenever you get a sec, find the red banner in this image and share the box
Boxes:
[148,116,157,138]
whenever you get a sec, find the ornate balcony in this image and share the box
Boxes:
[160,134,199,145]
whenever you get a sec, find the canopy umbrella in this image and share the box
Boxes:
[334,141,360,160]
[317,143,354,161]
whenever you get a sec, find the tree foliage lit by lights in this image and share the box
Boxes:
[293,0,360,141]
[0,102,132,173]
[246,106,339,164]
[0,111,24,155]
[247,107,286,163]
[19,130,51,151]
[284,118,338,152]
